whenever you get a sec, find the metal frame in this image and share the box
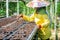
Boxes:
[17,0,19,15]
[49,0,58,40]
[6,0,9,18]
[46,0,58,40]
[0,0,19,17]
[27,26,38,40]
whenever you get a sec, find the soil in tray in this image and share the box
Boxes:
[10,23,36,40]
[0,16,17,27]
[0,18,26,39]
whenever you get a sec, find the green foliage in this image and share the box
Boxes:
[0,2,17,16]
[0,1,34,17]
[0,1,48,17]
[0,2,6,17]
[57,2,60,17]
[19,1,34,15]
[19,1,25,13]
[0,9,6,16]
[9,2,17,16]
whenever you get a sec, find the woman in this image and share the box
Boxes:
[18,7,51,40]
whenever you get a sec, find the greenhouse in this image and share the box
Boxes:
[0,0,60,40]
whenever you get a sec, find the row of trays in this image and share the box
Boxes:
[4,22,37,40]
[0,18,26,39]
[0,17,38,40]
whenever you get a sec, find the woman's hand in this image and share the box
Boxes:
[18,14,23,18]
[17,14,23,19]
[38,25,42,29]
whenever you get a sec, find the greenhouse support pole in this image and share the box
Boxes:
[50,0,54,22]
[17,0,19,15]
[55,0,58,40]
[46,6,52,28]
[6,0,9,17]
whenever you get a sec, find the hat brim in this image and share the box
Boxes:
[26,1,50,8]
